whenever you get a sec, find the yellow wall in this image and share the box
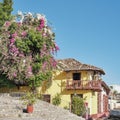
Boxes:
[0,86,30,93]
[38,70,98,115]
[91,92,98,114]
[83,91,98,115]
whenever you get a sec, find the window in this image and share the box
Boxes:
[71,94,83,98]
[73,73,81,80]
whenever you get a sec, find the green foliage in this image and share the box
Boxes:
[3,0,13,15]
[0,0,13,27]
[0,11,59,93]
[0,74,15,88]
[21,92,37,105]
[52,93,61,106]
[8,22,18,33]
[71,95,86,116]
[36,94,43,100]
[27,71,52,88]
[16,38,31,54]
[32,62,42,74]
[64,106,69,110]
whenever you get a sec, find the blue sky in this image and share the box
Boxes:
[12,0,120,85]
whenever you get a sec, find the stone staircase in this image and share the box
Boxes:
[0,93,85,120]
[0,94,23,118]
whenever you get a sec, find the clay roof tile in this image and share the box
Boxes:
[57,58,105,75]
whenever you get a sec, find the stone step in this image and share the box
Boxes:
[0,105,23,110]
[0,101,22,105]
[0,109,21,113]
[0,113,20,118]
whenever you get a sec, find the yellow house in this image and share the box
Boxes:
[39,58,110,118]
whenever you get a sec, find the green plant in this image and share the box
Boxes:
[0,74,16,88]
[36,93,43,100]
[21,92,37,105]
[71,95,86,116]
[0,0,13,27]
[64,106,69,110]
[0,11,59,92]
[52,93,61,106]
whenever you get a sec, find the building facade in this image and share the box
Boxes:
[39,58,110,118]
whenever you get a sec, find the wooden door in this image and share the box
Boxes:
[42,94,51,103]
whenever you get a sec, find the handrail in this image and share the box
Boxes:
[66,80,102,91]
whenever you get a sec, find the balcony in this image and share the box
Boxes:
[66,80,102,91]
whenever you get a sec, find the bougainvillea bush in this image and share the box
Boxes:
[0,11,59,91]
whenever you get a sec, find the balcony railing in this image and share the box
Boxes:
[66,80,102,91]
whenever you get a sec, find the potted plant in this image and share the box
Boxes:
[21,92,37,113]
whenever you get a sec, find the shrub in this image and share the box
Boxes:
[21,92,37,105]
[71,95,86,116]
[64,106,69,110]
[52,93,61,106]
[37,93,43,100]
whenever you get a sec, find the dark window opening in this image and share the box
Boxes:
[71,94,83,99]
[73,73,81,80]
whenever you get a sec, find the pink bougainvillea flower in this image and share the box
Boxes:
[40,19,44,27]
[29,55,32,61]
[50,47,55,54]
[50,43,60,54]
[43,44,47,51]
[12,32,17,38]
[37,18,45,31]
[40,48,47,57]
[21,31,27,37]
[28,66,32,72]
[2,66,5,70]
[42,32,47,37]
[41,18,44,24]
[39,24,44,29]
[9,43,14,47]
[55,43,60,51]
[5,21,11,27]
[36,27,41,31]
[52,60,57,67]
[27,66,33,76]
[10,38,15,44]
[50,57,57,67]
[17,22,22,26]
[19,53,24,57]
[13,72,17,77]
[42,61,47,70]
[9,44,19,57]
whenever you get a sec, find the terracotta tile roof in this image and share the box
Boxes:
[57,58,105,75]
